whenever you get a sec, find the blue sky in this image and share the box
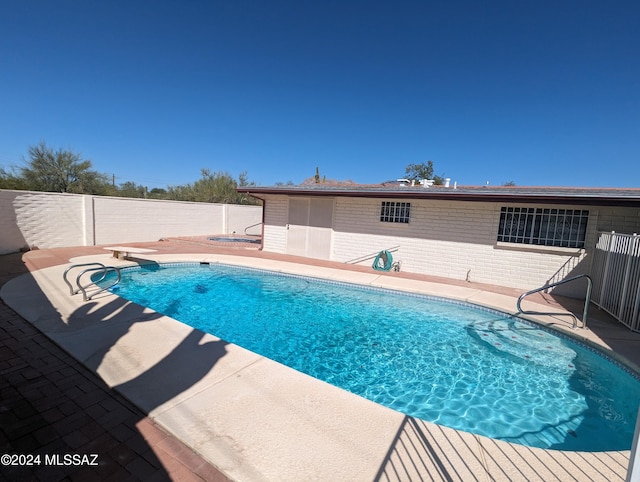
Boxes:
[1,1,638,188]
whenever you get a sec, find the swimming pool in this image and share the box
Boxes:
[207,236,261,244]
[102,262,640,452]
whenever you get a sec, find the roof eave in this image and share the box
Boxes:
[236,187,640,207]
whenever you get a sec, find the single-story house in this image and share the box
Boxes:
[238,183,640,329]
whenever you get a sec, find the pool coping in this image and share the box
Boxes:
[1,251,634,481]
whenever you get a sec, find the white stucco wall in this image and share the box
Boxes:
[259,194,640,297]
[0,189,262,254]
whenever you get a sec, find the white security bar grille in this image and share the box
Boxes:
[380,202,411,223]
[498,207,589,248]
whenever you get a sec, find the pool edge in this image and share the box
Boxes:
[1,251,634,482]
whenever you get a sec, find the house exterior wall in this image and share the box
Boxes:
[261,195,288,253]
[332,197,597,295]
[259,193,640,298]
[0,189,262,254]
[592,206,640,234]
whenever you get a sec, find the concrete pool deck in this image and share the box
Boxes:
[2,241,640,481]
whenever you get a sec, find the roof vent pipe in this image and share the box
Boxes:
[444,178,450,188]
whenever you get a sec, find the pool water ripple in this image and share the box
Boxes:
[103,263,640,451]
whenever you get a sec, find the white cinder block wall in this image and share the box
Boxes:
[0,191,90,252]
[594,206,640,234]
[226,204,263,236]
[333,197,594,294]
[261,195,288,254]
[0,189,262,254]
[92,197,226,245]
[259,194,640,297]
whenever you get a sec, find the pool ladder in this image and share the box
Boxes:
[63,262,121,301]
[517,274,592,329]
[244,222,263,236]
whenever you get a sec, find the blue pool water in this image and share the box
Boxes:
[101,263,640,451]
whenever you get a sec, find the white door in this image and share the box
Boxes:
[286,198,308,256]
[286,198,334,259]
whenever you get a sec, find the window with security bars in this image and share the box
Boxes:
[380,201,411,223]
[497,207,589,248]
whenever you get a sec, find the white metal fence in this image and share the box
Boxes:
[590,231,640,332]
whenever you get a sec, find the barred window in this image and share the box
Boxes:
[380,202,411,223]
[497,207,588,248]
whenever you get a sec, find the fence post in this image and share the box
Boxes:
[632,234,640,332]
[598,231,615,306]
[627,404,640,482]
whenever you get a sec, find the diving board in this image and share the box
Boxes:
[104,246,157,259]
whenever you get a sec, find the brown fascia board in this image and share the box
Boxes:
[236,186,640,207]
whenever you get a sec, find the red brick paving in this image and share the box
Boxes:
[1,248,231,482]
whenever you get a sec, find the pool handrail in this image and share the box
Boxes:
[62,263,121,301]
[244,222,263,236]
[63,262,106,295]
[517,274,592,329]
[75,266,121,301]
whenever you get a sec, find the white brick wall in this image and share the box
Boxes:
[259,194,640,297]
[333,198,599,294]
[594,206,640,234]
[5,187,638,299]
[1,191,29,252]
[226,204,263,235]
[92,197,225,244]
[261,195,288,253]
[0,189,263,254]
[0,191,89,252]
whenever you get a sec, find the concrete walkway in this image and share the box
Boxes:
[2,240,639,481]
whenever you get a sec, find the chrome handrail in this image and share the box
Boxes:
[75,266,121,301]
[517,274,592,329]
[63,262,106,295]
[244,222,263,236]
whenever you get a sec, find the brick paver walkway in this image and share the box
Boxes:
[0,250,229,481]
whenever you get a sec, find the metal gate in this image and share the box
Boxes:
[590,231,640,332]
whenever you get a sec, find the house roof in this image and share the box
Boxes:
[237,184,640,207]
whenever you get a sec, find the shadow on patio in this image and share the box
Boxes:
[374,416,630,481]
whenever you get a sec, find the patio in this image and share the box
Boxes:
[1,239,639,481]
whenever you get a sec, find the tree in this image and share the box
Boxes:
[166,169,259,205]
[5,142,260,204]
[116,181,147,198]
[20,142,110,194]
[194,169,238,203]
[0,167,28,190]
[404,160,445,185]
[148,187,168,199]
